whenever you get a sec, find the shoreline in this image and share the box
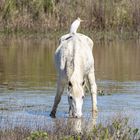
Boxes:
[0,29,139,42]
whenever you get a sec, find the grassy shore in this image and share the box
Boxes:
[0,117,139,140]
[0,0,140,40]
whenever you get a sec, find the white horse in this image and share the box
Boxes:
[50,33,97,118]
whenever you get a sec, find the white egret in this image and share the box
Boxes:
[59,18,84,44]
[70,17,83,34]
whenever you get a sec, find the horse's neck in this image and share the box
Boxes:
[70,68,83,83]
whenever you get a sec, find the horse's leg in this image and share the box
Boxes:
[50,77,65,118]
[88,67,98,114]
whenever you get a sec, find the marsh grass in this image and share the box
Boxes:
[0,116,139,140]
[0,0,140,39]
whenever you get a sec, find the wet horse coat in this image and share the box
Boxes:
[50,33,97,118]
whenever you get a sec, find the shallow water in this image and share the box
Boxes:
[0,37,140,129]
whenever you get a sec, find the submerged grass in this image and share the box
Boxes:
[0,117,139,140]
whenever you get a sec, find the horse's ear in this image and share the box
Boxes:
[82,80,85,86]
[68,81,72,87]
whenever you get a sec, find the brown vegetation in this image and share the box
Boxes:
[0,117,139,140]
[0,0,140,36]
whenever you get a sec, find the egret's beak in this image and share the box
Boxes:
[80,19,84,22]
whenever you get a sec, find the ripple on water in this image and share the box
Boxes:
[0,81,140,129]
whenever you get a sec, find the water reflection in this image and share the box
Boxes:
[0,37,140,128]
[0,38,140,89]
[52,112,98,134]
[0,38,57,88]
[94,40,140,81]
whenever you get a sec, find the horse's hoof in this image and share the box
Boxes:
[95,108,98,112]
[93,109,98,113]
[50,112,56,118]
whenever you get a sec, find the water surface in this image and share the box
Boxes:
[0,37,140,129]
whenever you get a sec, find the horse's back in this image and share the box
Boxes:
[55,33,94,75]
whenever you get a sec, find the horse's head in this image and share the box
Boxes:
[67,80,85,118]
